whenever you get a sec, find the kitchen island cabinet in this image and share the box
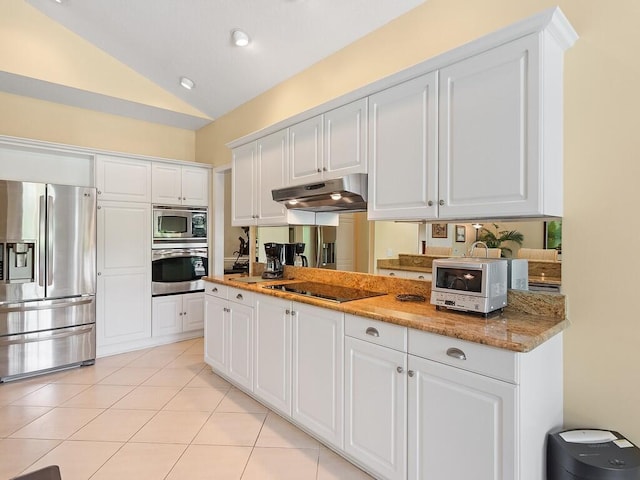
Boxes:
[204,274,565,480]
[204,285,254,390]
[253,294,292,415]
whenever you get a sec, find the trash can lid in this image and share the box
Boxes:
[548,429,640,479]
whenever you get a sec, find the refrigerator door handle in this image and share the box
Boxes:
[0,296,93,314]
[47,195,54,287]
[0,324,95,347]
[38,195,46,287]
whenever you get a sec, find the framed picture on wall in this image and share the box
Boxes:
[431,223,448,239]
[544,220,562,252]
[455,225,466,242]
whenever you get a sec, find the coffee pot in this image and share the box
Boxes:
[262,242,284,279]
[293,242,308,267]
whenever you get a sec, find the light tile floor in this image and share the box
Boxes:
[0,338,374,480]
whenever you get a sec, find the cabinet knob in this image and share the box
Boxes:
[322,167,327,172]
[446,347,467,360]
[397,366,404,374]
[389,272,395,276]
[365,327,379,337]
[290,310,296,316]
[97,190,102,195]
[418,275,425,279]
[427,200,433,206]
[236,293,243,300]
[317,168,322,173]
[408,370,415,377]
[439,199,445,206]
[97,272,102,276]
[97,206,101,210]
[179,312,183,316]
[183,197,186,201]
[212,287,218,293]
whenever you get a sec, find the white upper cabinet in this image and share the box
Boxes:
[96,155,152,203]
[289,115,323,185]
[288,99,367,186]
[152,162,209,206]
[368,73,438,221]
[232,130,289,226]
[438,34,549,219]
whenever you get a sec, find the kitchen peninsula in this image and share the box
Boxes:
[203,267,566,480]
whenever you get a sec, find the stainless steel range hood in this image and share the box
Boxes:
[272,173,367,212]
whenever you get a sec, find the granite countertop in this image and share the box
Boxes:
[203,268,568,353]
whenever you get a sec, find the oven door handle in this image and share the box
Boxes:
[152,249,208,261]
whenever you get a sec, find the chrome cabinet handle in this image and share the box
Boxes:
[446,347,467,360]
[365,327,379,337]
[236,293,243,300]
[427,200,433,206]
[439,199,445,206]
[418,275,425,279]
[290,310,296,316]
[408,370,415,377]
[397,366,404,374]
[285,309,290,315]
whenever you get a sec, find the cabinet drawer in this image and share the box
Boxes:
[205,282,228,299]
[228,287,254,306]
[345,314,407,352]
[408,329,517,383]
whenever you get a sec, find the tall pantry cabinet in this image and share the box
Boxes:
[95,155,152,356]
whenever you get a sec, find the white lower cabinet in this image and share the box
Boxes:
[407,354,516,480]
[253,295,292,415]
[204,287,254,391]
[203,285,562,480]
[292,302,344,449]
[345,316,408,480]
[152,292,204,337]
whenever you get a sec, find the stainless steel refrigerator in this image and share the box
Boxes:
[0,180,96,382]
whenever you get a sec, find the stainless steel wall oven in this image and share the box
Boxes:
[152,248,208,296]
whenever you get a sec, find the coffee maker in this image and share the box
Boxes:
[262,242,284,279]
[294,242,308,267]
[283,242,308,267]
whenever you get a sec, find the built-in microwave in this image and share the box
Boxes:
[153,206,207,247]
[430,257,508,314]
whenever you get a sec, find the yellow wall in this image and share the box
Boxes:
[0,91,196,161]
[197,0,640,441]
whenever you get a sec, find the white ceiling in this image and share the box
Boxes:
[20,0,426,130]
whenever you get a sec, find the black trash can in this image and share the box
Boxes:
[548,429,640,479]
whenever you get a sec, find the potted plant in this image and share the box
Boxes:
[477,223,524,257]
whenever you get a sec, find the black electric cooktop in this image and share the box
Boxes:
[263,281,385,303]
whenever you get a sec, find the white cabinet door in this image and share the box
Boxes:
[292,303,344,448]
[368,72,438,221]
[181,167,209,206]
[152,163,210,206]
[254,295,291,415]
[257,130,289,225]
[324,98,367,178]
[408,354,516,480]
[232,142,258,226]
[345,336,407,480]
[227,301,254,390]
[152,163,182,205]
[152,295,183,337]
[96,201,151,350]
[96,155,152,203]
[438,35,541,219]
[289,115,323,185]
[204,294,227,372]
[182,292,205,332]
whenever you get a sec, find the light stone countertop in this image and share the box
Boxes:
[203,266,567,353]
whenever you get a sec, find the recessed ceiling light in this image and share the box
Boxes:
[231,29,251,47]
[180,77,195,90]
[53,0,64,3]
